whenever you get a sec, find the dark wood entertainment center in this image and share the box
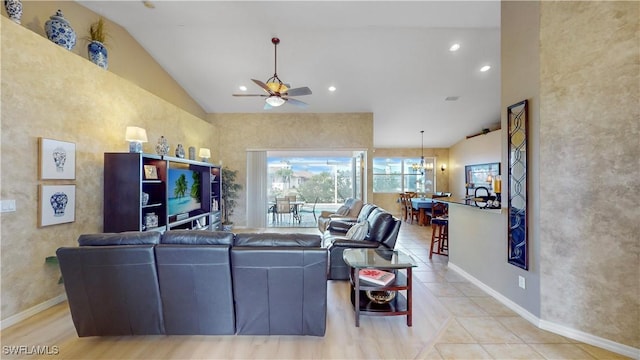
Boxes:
[103,152,222,233]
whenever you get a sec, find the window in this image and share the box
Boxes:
[373,157,436,193]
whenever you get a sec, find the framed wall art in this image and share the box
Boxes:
[39,184,76,227]
[507,100,528,270]
[39,138,76,180]
[144,165,158,180]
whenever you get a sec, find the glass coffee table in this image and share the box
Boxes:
[342,248,418,327]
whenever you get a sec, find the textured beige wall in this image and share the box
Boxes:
[208,113,373,226]
[539,1,639,348]
[1,1,206,119]
[371,147,449,216]
[0,18,217,320]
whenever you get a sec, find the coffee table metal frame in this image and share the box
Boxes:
[342,248,418,327]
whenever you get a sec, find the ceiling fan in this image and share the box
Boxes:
[233,37,312,109]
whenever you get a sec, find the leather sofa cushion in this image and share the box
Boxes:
[161,230,234,245]
[231,247,328,336]
[155,245,235,335]
[56,245,165,336]
[78,231,161,246]
[234,233,321,247]
[365,210,394,242]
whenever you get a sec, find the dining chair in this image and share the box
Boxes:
[398,193,408,221]
[275,197,293,223]
[405,194,419,224]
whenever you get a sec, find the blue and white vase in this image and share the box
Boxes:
[49,192,68,217]
[175,144,185,158]
[88,40,108,69]
[156,136,169,156]
[44,10,76,50]
[4,0,22,24]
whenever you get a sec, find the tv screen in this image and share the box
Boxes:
[167,168,202,217]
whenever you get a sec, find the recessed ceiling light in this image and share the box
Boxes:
[328,86,336,92]
[239,85,247,91]
[480,65,491,72]
[449,43,460,52]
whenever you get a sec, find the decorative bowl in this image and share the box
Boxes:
[365,290,396,304]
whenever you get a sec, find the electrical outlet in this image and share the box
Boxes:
[518,276,526,289]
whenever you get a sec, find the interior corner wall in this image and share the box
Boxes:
[538,1,639,348]
[207,113,374,227]
[0,18,217,321]
[2,1,206,119]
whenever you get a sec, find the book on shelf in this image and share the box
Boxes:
[358,269,395,286]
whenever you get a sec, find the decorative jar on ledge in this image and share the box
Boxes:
[45,10,76,50]
[4,0,22,24]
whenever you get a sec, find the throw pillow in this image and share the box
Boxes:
[335,205,350,216]
[346,221,369,240]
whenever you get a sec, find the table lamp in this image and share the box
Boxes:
[125,126,148,153]
[199,148,211,162]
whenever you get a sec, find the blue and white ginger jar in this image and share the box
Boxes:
[4,0,22,24]
[88,41,108,69]
[44,10,76,50]
[49,192,68,217]
[156,136,169,156]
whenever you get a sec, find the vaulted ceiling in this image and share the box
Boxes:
[79,1,501,148]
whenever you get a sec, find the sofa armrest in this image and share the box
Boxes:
[328,238,380,248]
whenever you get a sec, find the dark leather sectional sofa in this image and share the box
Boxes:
[56,230,328,337]
[322,203,401,280]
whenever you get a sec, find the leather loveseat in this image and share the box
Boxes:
[321,205,401,280]
[56,230,328,337]
[317,197,363,233]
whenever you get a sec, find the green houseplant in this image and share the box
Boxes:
[221,166,241,230]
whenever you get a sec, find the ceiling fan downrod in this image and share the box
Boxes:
[266,37,286,93]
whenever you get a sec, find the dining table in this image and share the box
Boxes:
[410,198,434,226]
[269,200,306,223]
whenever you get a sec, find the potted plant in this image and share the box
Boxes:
[221,166,241,231]
[87,17,109,69]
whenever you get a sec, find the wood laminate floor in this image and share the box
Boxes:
[0,222,631,359]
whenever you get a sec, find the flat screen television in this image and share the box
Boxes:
[167,167,202,218]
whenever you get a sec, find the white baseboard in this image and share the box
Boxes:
[448,263,640,359]
[0,294,67,330]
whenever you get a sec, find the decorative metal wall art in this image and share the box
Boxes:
[507,100,528,270]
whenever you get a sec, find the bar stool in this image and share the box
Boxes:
[429,216,449,259]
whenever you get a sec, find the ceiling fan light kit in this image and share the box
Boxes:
[232,37,312,109]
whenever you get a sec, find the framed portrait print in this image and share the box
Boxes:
[39,138,76,180]
[144,165,158,180]
[39,185,76,227]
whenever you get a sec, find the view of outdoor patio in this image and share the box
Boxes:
[266,155,355,227]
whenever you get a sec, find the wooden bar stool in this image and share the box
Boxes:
[429,217,449,259]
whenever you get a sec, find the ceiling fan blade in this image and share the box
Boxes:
[232,94,267,97]
[284,87,312,97]
[252,79,272,93]
[285,97,309,108]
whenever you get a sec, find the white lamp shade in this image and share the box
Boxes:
[125,126,148,142]
[199,148,211,158]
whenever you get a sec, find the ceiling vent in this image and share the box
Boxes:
[445,96,459,101]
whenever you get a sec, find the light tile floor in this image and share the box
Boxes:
[393,221,633,360]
